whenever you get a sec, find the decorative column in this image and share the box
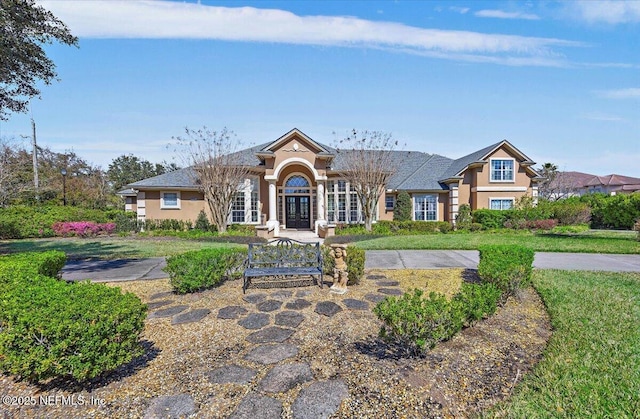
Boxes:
[267,180,279,236]
[315,181,326,234]
[449,185,459,226]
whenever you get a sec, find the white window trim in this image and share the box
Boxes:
[412,194,438,221]
[489,158,515,183]
[160,191,181,209]
[489,197,515,210]
[229,177,260,225]
[385,195,395,211]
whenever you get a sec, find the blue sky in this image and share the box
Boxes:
[1,0,639,177]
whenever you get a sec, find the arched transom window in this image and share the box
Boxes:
[284,175,310,194]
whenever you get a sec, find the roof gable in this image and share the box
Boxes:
[262,128,332,154]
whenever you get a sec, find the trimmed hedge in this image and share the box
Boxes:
[374,282,503,356]
[477,245,534,299]
[164,247,247,294]
[0,252,147,383]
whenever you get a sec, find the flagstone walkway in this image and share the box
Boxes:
[142,274,404,418]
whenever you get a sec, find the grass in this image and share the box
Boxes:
[0,236,241,260]
[352,230,640,254]
[487,270,640,418]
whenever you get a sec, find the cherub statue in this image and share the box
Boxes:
[330,244,348,294]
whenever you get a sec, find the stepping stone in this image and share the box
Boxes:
[295,290,313,298]
[342,299,369,310]
[218,306,249,319]
[256,300,283,312]
[144,394,196,419]
[314,301,343,317]
[149,291,173,300]
[207,364,257,385]
[238,313,270,330]
[292,379,348,419]
[378,288,403,296]
[285,299,312,310]
[275,311,305,328]
[366,274,386,280]
[364,293,387,304]
[228,393,283,419]
[147,305,189,319]
[172,308,211,325]
[377,280,400,287]
[243,293,267,304]
[246,326,295,344]
[244,344,299,365]
[270,290,293,300]
[258,362,313,393]
[147,300,174,310]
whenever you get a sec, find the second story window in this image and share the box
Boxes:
[490,159,514,182]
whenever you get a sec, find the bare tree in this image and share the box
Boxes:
[335,129,400,232]
[537,163,581,201]
[173,127,250,233]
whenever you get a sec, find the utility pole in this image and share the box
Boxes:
[31,118,39,200]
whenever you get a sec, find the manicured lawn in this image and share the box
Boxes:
[489,270,640,417]
[353,230,640,254]
[0,236,241,260]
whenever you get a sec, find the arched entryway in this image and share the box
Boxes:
[283,174,312,229]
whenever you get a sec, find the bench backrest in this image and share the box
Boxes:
[248,238,321,268]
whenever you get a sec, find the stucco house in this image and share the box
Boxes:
[121,128,541,236]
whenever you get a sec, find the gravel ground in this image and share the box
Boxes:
[0,269,551,418]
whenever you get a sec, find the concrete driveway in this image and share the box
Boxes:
[365,250,640,272]
[60,251,640,282]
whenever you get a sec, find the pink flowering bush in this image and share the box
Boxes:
[52,222,116,238]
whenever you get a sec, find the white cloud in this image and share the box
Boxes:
[38,0,582,66]
[567,1,640,24]
[596,88,640,99]
[474,9,540,20]
[449,6,470,15]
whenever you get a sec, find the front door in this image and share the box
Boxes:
[285,196,310,229]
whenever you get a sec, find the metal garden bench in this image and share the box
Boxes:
[243,238,323,293]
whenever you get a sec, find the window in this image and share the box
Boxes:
[284,175,310,194]
[327,179,373,224]
[490,198,514,210]
[385,195,395,210]
[160,191,180,209]
[413,194,437,221]
[250,191,259,223]
[490,159,514,182]
[231,192,245,223]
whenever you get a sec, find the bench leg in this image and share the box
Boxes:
[243,276,248,294]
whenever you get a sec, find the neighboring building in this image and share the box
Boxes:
[543,171,640,199]
[122,128,542,235]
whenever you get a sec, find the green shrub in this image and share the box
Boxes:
[226,224,256,236]
[322,245,334,275]
[346,246,365,285]
[472,209,511,229]
[634,219,640,241]
[164,247,247,294]
[0,274,146,383]
[452,282,502,324]
[478,245,534,299]
[114,211,142,233]
[195,210,212,232]
[456,204,472,229]
[394,191,412,221]
[374,289,464,356]
[0,251,66,279]
[0,205,120,238]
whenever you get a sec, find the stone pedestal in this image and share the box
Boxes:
[329,244,348,295]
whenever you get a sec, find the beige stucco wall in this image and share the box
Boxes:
[143,190,205,222]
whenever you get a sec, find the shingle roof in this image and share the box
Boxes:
[128,167,199,188]
[439,141,503,180]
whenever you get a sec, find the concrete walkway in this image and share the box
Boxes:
[61,251,640,282]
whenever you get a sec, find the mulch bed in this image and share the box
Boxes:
[0,269,551,418]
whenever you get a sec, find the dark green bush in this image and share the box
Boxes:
[455,204,472,229]
[634,219,640,241]
[0,274,146,382]
[164,247,247,294]
[452,282,502,324]
[322,245,334,275]
[226,224,256,236]
[472,209,512,229]
[577,193,640,229]
[195,210,212,232]
[394,191,412,221]
[374,289,464,356]
[144,218,192,231]
[114,211,142,233]
[477,245,534,299]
